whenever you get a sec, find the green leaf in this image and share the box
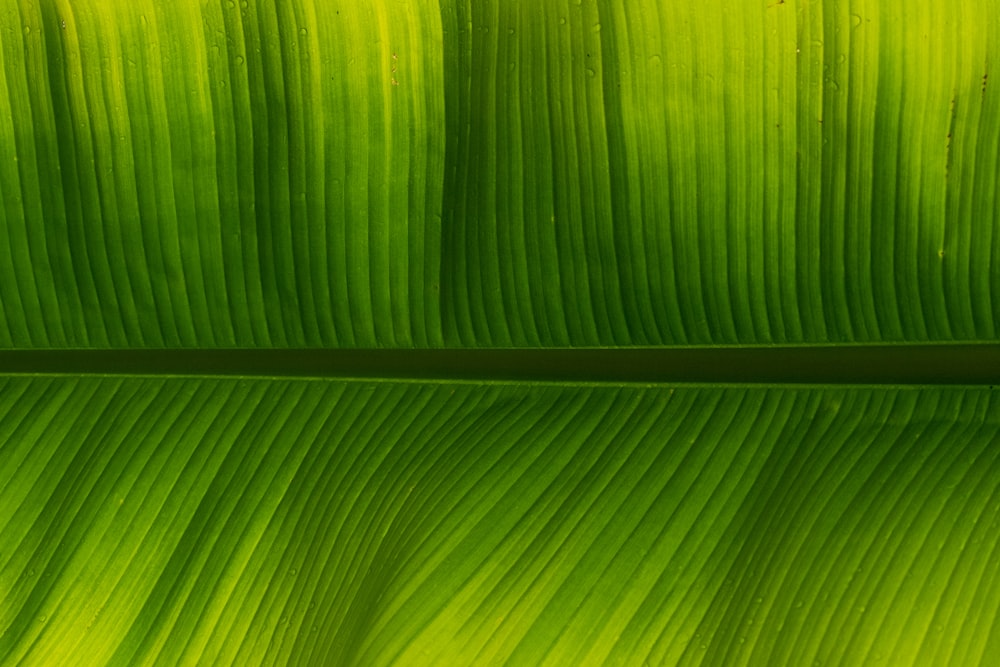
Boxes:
[1,0,998,666]
[1,0,447,347]
[2,379,998,665]
[2,0,998,346]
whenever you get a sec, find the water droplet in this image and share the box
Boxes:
[22,25,30,35]
[507,28,515,35]
[236,55,244,65]
[241,0,249,7]
[591,23,601,33]
[836,54,846,64]
[648,54,662,66]
[39,615,46,623]
[227,0,235,7]
[140,15,148,27]
[851,14,862,27]
[558,17,566,25]
[586,68,596,78]
[299,27,307,36]
[290,568,297,575]
[280,616,288,624]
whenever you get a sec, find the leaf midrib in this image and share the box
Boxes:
[0,345,997,384]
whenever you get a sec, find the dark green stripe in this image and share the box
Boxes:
[0,345,997,384]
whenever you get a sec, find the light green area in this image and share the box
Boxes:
[1,378,998,665]
[440,0,999,344]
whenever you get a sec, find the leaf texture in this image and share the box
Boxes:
[0,0,445,347]
[1,377,998,665]
[1,1,999,347]
[440,0,1000,344]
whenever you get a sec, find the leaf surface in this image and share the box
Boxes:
[1,378,998,665]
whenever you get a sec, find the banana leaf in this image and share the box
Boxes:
[1,1,998,665]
